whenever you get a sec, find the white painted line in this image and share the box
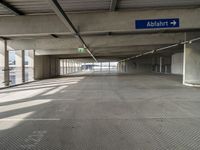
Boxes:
[0,118,60,121]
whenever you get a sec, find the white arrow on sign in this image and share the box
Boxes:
[170,20,177,26]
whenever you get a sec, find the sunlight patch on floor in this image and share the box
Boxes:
[0,100,52,113]
[43,86,68,96]
[0,88,52,103]
[0,112,34,130]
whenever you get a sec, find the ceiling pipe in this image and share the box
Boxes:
[118,36,200,62]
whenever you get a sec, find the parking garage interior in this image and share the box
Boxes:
[0,0,200,149]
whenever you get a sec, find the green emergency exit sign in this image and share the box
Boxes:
[78,48,85,53]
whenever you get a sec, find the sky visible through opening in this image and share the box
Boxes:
[9,51,29,65]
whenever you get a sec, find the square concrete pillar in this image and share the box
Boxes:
[69,60,72,73]
[183,33,200,87]
[0,40,10,86]
[60,59,64,75]
[27,50,34,81]
[123,61,126,73]
[108,62,111,72]
[63,59,67,74]
[159,57,163,73]
[72,60,75,73]
[100,62,102,72]
[118,62,122,73]
[66,59,68,74]
[15,50,25,84]
[120,62,123,73]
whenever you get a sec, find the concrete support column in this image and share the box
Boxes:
[70,60,72,73]
[118,62,122,73]
[70,60,71,73]
[100,62,102,72]
[109,62,110,72]
[0,40,9,86]
[159,57,163,73]
[0,42,4,87]
[79,62,81,72]
[125,61,129,73]
[64,59,67,74]
[124,62,126,73]
[65,59,68,74]
[28,50,35,81]
[76,62,78,72]
[68,60,70,73]
[4,41,9,86]
[71,60,73,73]
[66,59,68,74]
[119,63,122,73]
[72,60,74,73]
[164,65,168,74]
[76,61,78,72]
[62,59,65,75]
[74,60,76,73]
[75,61,76,72]
[15,50,25,84]
[183,38,200,86]
[74,61,76,72]
[120,62,123,73]
[123,61,126,73]
[155,57,159,73]
[77,62,79,72]
[78,62,80,72]
[75,61,77,72]
[118,63,121,73]
[22,50,25,82]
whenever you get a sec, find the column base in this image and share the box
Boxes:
[183,81,200,87]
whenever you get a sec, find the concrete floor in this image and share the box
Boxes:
[0,74,200,150]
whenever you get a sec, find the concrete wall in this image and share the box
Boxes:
[119,55,173,74]
[162,56,171,74]
[126,61,152,73]
[152,56,171,73]
[184,42,200,85]
[171,53,183,75]
[34,55,59,80]
[119,57,153,73]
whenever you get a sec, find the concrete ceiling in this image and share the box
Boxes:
[0,0,200,60]
[0,0,200,16]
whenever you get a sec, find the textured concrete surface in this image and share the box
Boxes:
[0,74,200,150]
[184,39,200,86]
[171,53,183,75]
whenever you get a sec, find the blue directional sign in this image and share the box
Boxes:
[135,18,180,29]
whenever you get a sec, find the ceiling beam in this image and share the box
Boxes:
[110,0,118,11]
[0,0,24,15]
[47,0,97,62]
[1,8,200,37]
[7,34,184,52]
[7,33,184,50]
